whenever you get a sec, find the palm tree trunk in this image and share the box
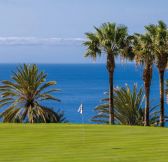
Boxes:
[159,69,165,127]
[144,86,150,126]
[143,64,152,126]
[107,53,115,124]
[109,71,114,124]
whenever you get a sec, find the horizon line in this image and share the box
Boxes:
[0,62,136,65]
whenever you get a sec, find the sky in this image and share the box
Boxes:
[0,0,168,63]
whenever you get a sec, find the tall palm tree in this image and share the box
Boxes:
[133,33,154,126]
[0,64,61,123]
[92,85,160,126]
[166,80,168,104]
[84,22,130,124]
[145,21,168,127]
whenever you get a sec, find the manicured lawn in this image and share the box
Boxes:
[0,124,168,162]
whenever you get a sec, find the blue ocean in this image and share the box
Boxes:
[0,64,167,123]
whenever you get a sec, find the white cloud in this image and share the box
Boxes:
[0,37,85,46]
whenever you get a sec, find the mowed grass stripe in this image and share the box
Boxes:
[0,124,168,162]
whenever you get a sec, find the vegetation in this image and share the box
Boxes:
[84,22,132,124]
[92,85,159,125]
[166,79,168,104]
[84,20,168,127]
[0,64,63,123]
[144,21,168,127]
[132,32,154,126]
[0,21,166,127]
[0,124,168,162]
[41,107,68,123]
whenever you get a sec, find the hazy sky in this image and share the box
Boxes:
[0,0,168,63]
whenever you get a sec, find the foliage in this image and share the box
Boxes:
[132,33,155,65]
[145,21,168,126]
[0,64,62,123]
[92,85,159,125]
[84,22,132,124]
[43,108,68,123]
[132,29,155,126]
[145,21,168,69]
[166,80,168,104]
[84,22,133,61]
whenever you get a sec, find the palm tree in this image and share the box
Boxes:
[84,22,130,124]
[166,80,168,104]
[145,21,168,126]
[43,107,68,123]
[92,85,160,126]
[0,64,61,123]
[133,33,154,126]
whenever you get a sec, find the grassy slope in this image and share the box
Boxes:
[0,124,168,162]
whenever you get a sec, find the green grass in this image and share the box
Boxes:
[0,124,168,162]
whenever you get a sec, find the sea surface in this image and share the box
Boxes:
[0,63,167,123]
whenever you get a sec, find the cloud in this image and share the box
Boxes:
[0,37,85,46]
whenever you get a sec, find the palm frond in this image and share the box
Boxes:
[0,64,62,123]
[92,85,159,125]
